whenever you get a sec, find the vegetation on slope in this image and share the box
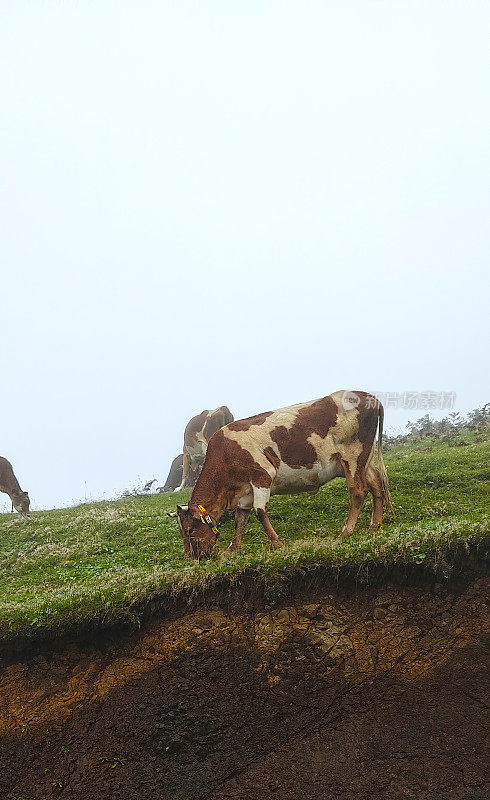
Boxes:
[0,429,488,640]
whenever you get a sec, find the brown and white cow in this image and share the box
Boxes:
[177,391,392,559]
[176,406,234,491]
[158,453,184,493]
[0,456,30,516]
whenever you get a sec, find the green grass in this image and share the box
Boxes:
[0,430,488,640]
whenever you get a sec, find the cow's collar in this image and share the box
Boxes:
[192,504,221,538]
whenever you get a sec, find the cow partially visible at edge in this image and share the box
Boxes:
[176,406,234,491]
[158,453,184,493]
[0,456,30,516]
[177,391,392,559]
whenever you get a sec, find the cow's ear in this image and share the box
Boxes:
[176,504,188,513]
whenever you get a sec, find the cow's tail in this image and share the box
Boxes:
[377,402,394,516]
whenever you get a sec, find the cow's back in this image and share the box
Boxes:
[0,457,14,488]
[202,406,234,442]
[217,391,377,494]
[184,407,234,446]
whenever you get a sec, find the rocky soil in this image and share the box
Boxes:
[1,568,488,800]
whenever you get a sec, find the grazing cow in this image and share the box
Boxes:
[177,391,392,559]
[177,406,234,491]
[0,456,30,516]
[158,454,184,493]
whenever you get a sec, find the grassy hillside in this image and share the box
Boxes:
[0,430,488,640]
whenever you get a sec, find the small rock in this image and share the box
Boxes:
[301,604,320,618]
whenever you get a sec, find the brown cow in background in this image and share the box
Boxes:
[0,456,30,515]
[158,453,184,493]
[176,406,234,490]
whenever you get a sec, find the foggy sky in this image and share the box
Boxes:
[1,1,489,510]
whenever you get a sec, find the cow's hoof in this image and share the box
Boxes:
[271,539,284,549]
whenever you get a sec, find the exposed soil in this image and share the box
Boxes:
[0,566,488,800]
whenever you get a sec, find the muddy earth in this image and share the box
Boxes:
[1,561,488,799]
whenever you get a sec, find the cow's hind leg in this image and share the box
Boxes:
[252,484,284,549]
[340,466,368,539]
[256,509,284,548]
[175,451,190,492]
[366,464,384,531]
[224,508,252,554]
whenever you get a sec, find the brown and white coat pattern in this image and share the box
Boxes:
[177,406,234,491]
[177,391,391,558]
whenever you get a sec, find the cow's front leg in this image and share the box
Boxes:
[225,508,251,553]
[252,484,284,549]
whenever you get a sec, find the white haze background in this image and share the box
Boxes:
[1,1,489,510]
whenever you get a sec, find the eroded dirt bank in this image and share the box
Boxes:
[1,569,488,800]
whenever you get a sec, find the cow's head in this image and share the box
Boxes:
[176,504,218,560]
[12,490,30,517]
